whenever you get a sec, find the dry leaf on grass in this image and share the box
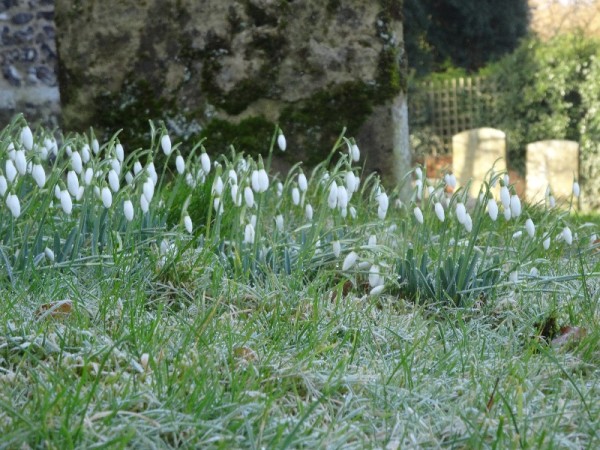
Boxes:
[551,326,587,348]
[35,300,73,320]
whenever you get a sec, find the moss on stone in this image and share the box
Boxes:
[200,116,275,157]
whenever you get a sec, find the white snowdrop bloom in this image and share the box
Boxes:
[345,171,357,193]
[44,247,55,262]
[31,163,45,188]
[65,145,72,157]
[503,207,512,221]
[101,187,112,208]
[342,251,358,271]
[455,203,467,224]
[276,182,283,197]
[212,176,224,196]
[368,235,377,247]
[123,200,134,221]
[244,223,255,244]
[14,150,26,175]
[509,271,518,283]
[351,143,360,162]
[369,265,383,288]
[305,203,313,221]
[444,173,457,189]
[512,230,523,239]
[500,186,510,209]
[562,227,573,245]
[133,161,143,175]
[510,195,521,217]
[332,240,341,258]
[415,179,423,200]
[81,144,90,164]
[434,202,445,222]
[427,185,435,196]
[147,162,158,185]
[250,214,257,228]
[184,214,193,233]
[172,154,184,175]
[275,214,284,232]
[340,207,348,218]
[108,169,120,193]
[83,167,93,186]
[543,236,551,250]
[0,175,7,196]
[377,192,389,213]
[503,173,510,186]
[349,206,357,219]
[229,184,239,206]
[213,197,224,215]
[71,151,83,174]
[291,187,300,205]
[415,167,423,180]
[228,169,238,185]
[143,179,155,203]
[277,132,286,151]
[140,194,149,213]
[161,134,172,156]
[298,173,308,192]
[377,206,387,220]
[257,169,269,192]
[573,181,580,198]
[54,185,61,200]
[251,170,260,192]
[39,144,48,161]
[67,171,79,197]
[414,206,424,224]
[111,158,121,175]
[337,185,349,209]
[244,186,255,208]
[529,267,539,277]
[6,193,20,218]
[92,138,100,155]
[200,153,211,174]
[93,186,100,199]
[185,172,195,187]
[60,190,72,215]
[525,218,535,238]
[115,143,124,162]
[20,126,33,151]
[6,160,17,183]
[464,213,473,232]
[487,198,498,221]
[76,186,84,201]
[328,182,338,209]
[370,285,385,296]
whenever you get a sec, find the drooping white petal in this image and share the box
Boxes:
[60,190,72,215]
[342,251,358,271]
[161,134,172,156]
[123,200,134,221]
[20,126,33,151]
[525,218,535,238]
[434,202,445,222]
[413,206,424,224]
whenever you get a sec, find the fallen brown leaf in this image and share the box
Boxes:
[551,326,587,347]
[35,300,73,320]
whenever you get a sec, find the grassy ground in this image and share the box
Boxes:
[0,117,599,449]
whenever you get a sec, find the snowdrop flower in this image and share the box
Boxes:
[14,150,26,175]
[184,214,193,233]
[5,160,17,183]
[543,236,551,250]
[573,180,580,198]
[349,206,357,219]
[251,170,260,192]
[244,223,255,244]
[292,187,300,205]
[415,179,423,200]
[377,191,389,212]
[328,182,338,209]
[370,285,385,296]
[81,144,90,164]
[83,167,93,186]
[298,173,308,192]
[345,171,358,193]
[413,206,424,224]
[277,131,286,151]
[175,155,185,175]
[368,235,377,247]
[337,185,349,210]
[143,179,155,203]
[147,162,158,185]
[71,151,83,174]
[510,195,521,217]
[123,200,134,221]
[6,193,20,218]
[529,267,539,277]
[108,169,120,193]
[60,190,72,215]
[133,161,143,175]
[257,169,268,192]
[31,163,45,188]
[487,198,498,221]
[20,126,33,151]
[92,138,100,155]
[200,152,211,174]
[111,158,121,175]
[213,197,224,215]
[434,202,445,222]
[76,186,84,201]
[350,142,360,162]
[275,214,284,232]
[503,173,510,186]
[305,203,313,221]
[464,213,473,232]
[455,203,467,224]
[342,251,358,271]
[44,247,55,262]
[332,240,341,258]
[212,176,224,196]
[500,186,510,209]
[525,218,535,238]
[369,265,383,288]
[230,184,240,206]
[67,171,79,197]
[250,214,257,229]
[512,230,523,239]
[0,176,7,196]
[562,226,573,245]
[244,186,254,208]
[444,173,457,189]
[415,167,423,180]
[503,207,512,221]
[161,134,172,156]
[276,182,283,197]
[115,143,124,162]
[140,194,149,213]
[101,187,112,208]
[228,169,238,185]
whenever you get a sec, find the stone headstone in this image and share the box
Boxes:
[452,128,507,197]
[526,139,579,204]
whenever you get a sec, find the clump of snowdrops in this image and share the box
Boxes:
[0,115,595,307]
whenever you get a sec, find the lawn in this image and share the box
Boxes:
[0,115,598,449]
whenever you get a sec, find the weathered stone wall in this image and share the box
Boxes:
[54,0,408,181]
[0,0,60,128]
